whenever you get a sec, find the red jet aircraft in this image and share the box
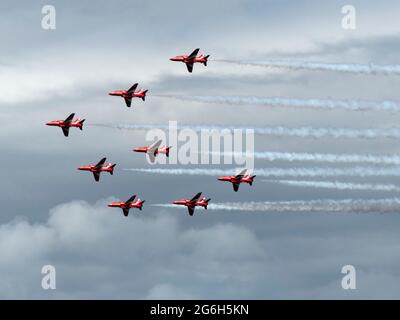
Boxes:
[46,113,85,137]
[133,139,171,163]
[108,195,145,216]
[218,169,256,192]
[170,48,210,73]
[109,83,148,107]
[78,157,116,182]
[173,192,211,216]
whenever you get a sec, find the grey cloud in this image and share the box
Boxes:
[0,199,266,299]
[2,199,400,299]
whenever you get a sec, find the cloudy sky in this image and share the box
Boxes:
[1,0,400,299]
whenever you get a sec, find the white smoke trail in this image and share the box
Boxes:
[89,123,400,140]
[155,94,400,112]
[153,198,400,213]
[209,151,400,165]
[216,59,400,75]
[125,167,400,178]
[271,180,400,192]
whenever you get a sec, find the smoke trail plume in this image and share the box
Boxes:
[210,151,400,165]
[153,198,400,213]
[271,180,400,192]
[89,123,400,140]
[216,59,400,75]
[125,167,400,178]
[155,94,400,112]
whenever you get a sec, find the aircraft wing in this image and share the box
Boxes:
[125,195,136,204]
[235,169,247,179]
[127,83,138,93]
[122,208,130,217]
[144,139,162,162]
[64,113,75,124]
[232,183,240,192]
[190,192,202,202]
[149,139,162,149]
[62,127,70,137]
[187,48,200,60]
[93,172,100,182]
[187,206,195,216]
[124,97,132,108]
[185,63,194,73]
[95,157,107,169]
[146,153,156,163]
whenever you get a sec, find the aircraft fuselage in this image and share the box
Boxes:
[108,201,143,210]
[108,89,147,99]
[78,164,114,173]
[218,175,255,185]
[46,119,84,129]
[170,55,208,64]
[133,146,171,156]
[173,198,209,209]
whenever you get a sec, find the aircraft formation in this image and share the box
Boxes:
[46,48,256,217]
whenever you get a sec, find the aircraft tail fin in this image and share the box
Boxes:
[110,164,116,175]
[204,199,211,209]
[166,147,171,157]
[139,200,145,210]
[203,55,210,66]
[79,119,85,130]
[142,90,148,101]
